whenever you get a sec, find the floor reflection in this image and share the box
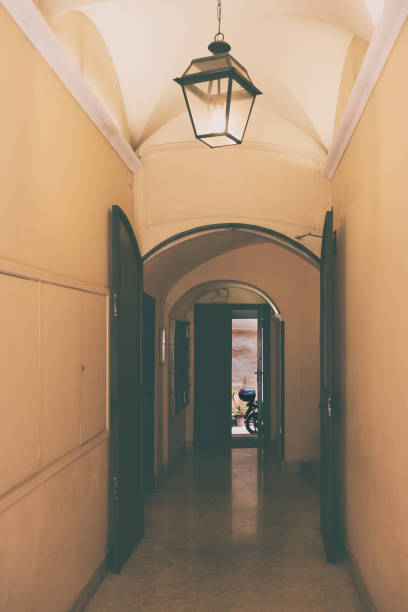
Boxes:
[86,449,363,611]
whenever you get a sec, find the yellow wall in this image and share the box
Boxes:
[332,20,408,611]
[48,10,130,142]
[333,35,368,135]
[0,6,132,611]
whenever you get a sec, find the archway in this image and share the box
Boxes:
[143,226,320,474]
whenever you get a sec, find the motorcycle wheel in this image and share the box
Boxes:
[245,414,258,434]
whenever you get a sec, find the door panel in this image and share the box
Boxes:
[256,306,271,449]
[270,316,284,462]
[111,205,144,573]
[194,305,231,449]
[80,292,107,443]
[143,293,155,493]
[320,209,337,563]
[40,283,82,467]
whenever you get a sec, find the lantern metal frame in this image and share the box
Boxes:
[175,52,262,148]
[174,0,262,148]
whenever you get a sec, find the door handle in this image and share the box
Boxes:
[327,396,333,418]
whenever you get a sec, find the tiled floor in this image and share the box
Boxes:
[86,450,362,611]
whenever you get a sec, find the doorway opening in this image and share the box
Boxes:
[231,310,261,448]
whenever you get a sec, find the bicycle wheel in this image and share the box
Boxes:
[245,414,258,434]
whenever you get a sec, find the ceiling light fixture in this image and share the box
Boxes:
[174,0,262,148]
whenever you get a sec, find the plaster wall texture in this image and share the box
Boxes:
[48,10,130,142]
[0,7,132,611]
[332,19,408,611]
[163,242,320,464]
[133,141,329,257]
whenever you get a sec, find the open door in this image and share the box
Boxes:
[256,310,264,447]
[110,205,144,573]
[320,209,337,563]
[143,293,155,493]
[194,304,231,449]
[271,316,285,463]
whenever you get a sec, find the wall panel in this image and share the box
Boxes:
[40,283,82,467]
[0,274,41,495]
[80,292,107,443]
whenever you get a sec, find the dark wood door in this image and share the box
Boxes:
[320,209,337,563]
[143,293,155,493]
[256,310,264,446]
[194,304,231,449]
[255,306,271,449]
[271,316,285,462]
[110,205,144,573]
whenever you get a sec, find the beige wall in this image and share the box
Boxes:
[134,141,329,257]
[0,6,132,611]
[159,243,320,464]
[48,10,130,142]
[332,20,408,612]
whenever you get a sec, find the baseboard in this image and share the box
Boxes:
[344,543,377,612]
[69,554,109,612]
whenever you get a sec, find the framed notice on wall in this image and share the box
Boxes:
[169,319,190,418]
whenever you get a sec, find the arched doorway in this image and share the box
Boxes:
[144,230,320,474]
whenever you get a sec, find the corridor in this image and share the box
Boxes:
[86,450,362,611]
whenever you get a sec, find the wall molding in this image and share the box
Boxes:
[323,1,408,178]
[138,139,326,166]
[1,0,141,173]
[0,257,109,295]
[0,431,109,515]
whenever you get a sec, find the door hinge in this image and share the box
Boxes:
[113,474,119,502]
[328,396,333,418]
[112,293,119,318]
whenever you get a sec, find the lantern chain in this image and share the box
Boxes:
[215,0,224,41]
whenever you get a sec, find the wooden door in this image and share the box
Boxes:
[255,306,271,449]
[110,205,144,573]
[320,209,337,563]
[256,310,264,446]
[194,304,231,449]
[143,293,155,493]
[271,316,285,462]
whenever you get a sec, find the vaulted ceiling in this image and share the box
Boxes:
[37,0,383,154]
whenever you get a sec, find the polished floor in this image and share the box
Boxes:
[86,450,362,611]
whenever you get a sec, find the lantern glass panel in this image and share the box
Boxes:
[229,57,252,82]
[185,55,230,76]
[227,79,255,141]
[184,77,229,136]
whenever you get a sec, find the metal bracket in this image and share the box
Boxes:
[112,293,119,318]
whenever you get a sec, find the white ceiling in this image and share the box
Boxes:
[38,0,384,151]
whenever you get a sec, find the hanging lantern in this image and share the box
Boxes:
[174,0,262,148]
